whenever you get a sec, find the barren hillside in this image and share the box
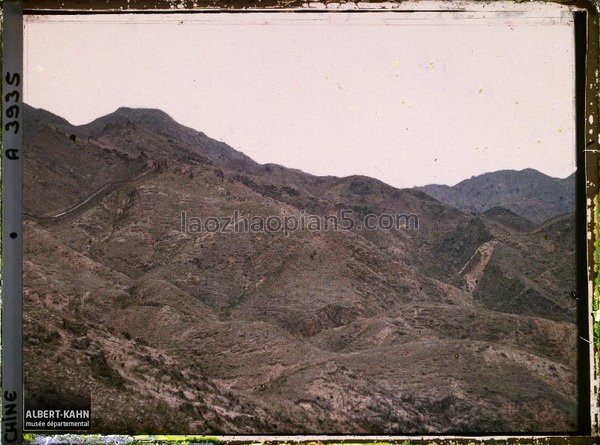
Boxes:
[23,104,578,434]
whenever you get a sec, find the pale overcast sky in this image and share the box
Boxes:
[24,7,576,187]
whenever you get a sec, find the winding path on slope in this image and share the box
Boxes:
[23,160,160,223]
[527,212,574,234]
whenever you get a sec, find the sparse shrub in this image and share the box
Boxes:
[90,350,124,388]
[62,317,87,336]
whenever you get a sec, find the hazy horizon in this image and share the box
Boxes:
[25,9,576,187]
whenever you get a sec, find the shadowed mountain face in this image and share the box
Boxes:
[23,104,578,434]
[416,169,575,224]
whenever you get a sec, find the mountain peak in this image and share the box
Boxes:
[417,168,576,223]
[89,106,179,130]
[23,103,71,127]
[113,106,174,120]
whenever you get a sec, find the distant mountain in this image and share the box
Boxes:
[416,169,575,223]
[23,104,578,434]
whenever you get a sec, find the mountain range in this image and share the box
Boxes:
[416,169,575,224]
[23,104,579,434]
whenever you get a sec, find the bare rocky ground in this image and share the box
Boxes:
[23,104,578,434]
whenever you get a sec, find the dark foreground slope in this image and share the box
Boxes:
[417,169,575,224]
[23,105,578,433]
